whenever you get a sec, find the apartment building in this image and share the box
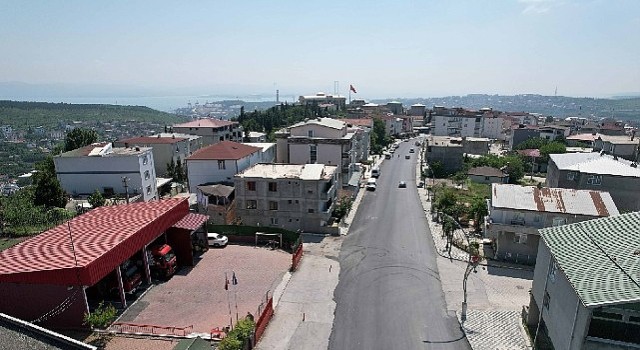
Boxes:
[172,118,243,146]
[234,164,339,234]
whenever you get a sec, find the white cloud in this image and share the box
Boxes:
[518,0,562,14]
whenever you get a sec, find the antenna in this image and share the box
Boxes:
[334,81,339,95]
[276,89,279,104]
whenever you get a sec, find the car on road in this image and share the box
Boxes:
[208,232,229,247]
[409,148,415,153]
[405,155,410,159]
[398,181,407,188]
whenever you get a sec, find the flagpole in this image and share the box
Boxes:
[225,271,233,329]
[349,89,351,104]
[233,271,239,323]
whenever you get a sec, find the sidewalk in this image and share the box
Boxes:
[415,152,533,350]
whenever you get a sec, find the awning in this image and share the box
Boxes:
[172,213,208,231]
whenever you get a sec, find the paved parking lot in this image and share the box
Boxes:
[115,245,291,334]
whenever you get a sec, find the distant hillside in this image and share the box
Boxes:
[372,94,640,123]
[0,100,186,129]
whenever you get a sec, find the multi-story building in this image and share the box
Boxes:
[527,212,640,350]
[432,107,484,137]
[186,141,262,193]
[298,92,346,111]
[485,184,619,265]
[592,134,639,161]
[425,136,489,174]
[234,163,339,234]
[54,142,158,201]
[275,117,359,186]
[115,135,194,177]
[150,132,204,157]
[172,118,243,146]
[546,152,640,212]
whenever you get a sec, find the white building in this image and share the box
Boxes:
[275,117,359,186]
[54,143,158,202]
[172,118,243,146]
[244,143,277,163]
[298,92,346,110]
[234,163,339,234]
[527,212,640,349]
[186,141,262,193]
[115,135,197,177]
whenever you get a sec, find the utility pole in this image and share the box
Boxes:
[122,176,130,204]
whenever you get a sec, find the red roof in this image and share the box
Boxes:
[172,213,208,231]
[174,118,237,128]
[342,118,373,127]
[119,136,187,145]
[187,141,260,160]
[0,198,189,286]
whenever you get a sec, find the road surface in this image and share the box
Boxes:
[329,139,471,350]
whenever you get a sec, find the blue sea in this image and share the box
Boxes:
[2,94,295,113]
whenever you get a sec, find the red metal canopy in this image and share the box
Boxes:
[172,213,208,231]
[0,198,189,286]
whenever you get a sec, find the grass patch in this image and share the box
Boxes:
[0,237,25,251]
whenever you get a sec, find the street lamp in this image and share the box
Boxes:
[438,212,482,323]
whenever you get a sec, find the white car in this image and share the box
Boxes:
[207,232,229,247]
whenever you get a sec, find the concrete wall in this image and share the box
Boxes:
[510,128,540,150]
[531,242,591,350]
[114,139,192,177]
[469,174,507,184]
[427,145,464,173]
[55,150,157,201]
[173,124,242,146]
[483,117,505,139]
[276,136,289,163]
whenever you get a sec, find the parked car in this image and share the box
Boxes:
[208,232,229,247]
[398,181,407,188]
[409,148,415,153]
[405,155,410,159]
[366,178,377,191]
[417,181,424,188]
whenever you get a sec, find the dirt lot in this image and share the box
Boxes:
[114,245,291,334]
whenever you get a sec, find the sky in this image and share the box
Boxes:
[1,0,639,100]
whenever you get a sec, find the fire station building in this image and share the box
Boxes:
[0,198,208,329]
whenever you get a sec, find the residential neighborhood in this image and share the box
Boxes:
[1,95,640,350]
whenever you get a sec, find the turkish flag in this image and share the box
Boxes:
[350,84,357,93]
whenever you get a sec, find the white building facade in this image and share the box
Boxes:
[186,141,262,193]
[54,143,158,201]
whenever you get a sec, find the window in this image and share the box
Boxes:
[268,182,277,192]
[288,200,292,204]
[310,145,317,163]
[218,160,225,170]
[146,186,152,195]
[552,217,566,227]
[144,170,150,180]
[268,201,278,210]
[246,200,257,209]
[308,130,314,137]
[270,217,278,225]
[247,181,256,191]
[587,175,602,185]
[308,208,315,213]
[143,155,149,165]
[514,233,527,244]
[567,172,576,180]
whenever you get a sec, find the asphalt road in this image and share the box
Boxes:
[329,139,471,350]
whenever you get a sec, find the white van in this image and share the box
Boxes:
[371,166,380,178]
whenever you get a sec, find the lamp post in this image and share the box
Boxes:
[439,212,481,323]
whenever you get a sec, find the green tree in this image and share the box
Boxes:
[64,128,98,152]
[174,158,186,183]
[32,157,67,208]
[83,301,117,329]
[217,317,255,350]
[88,189,106,208]
[370,118,390,154]
[468,196,488,232]
[539,141,566,160]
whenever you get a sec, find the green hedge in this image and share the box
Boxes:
[207,224,300,250]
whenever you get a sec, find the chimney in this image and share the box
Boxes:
[124,142,129,148]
